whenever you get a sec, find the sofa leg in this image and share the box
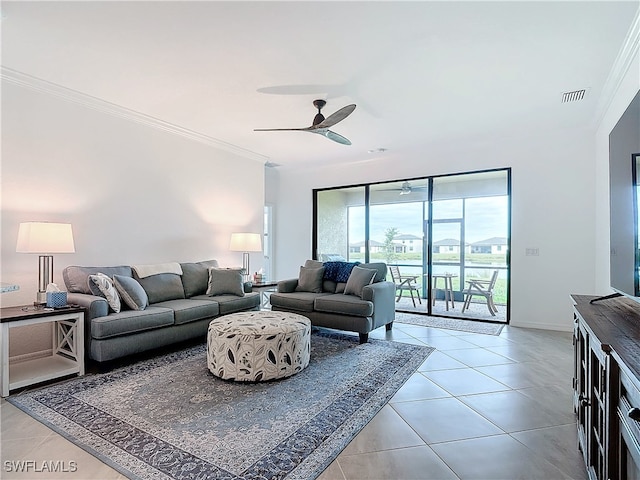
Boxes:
[386,322,393,331]
[359,333,369,344]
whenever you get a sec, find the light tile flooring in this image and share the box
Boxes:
[1,323,586,480]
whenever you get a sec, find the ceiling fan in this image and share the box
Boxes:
[382,181,429,195]
[254,99,356,145]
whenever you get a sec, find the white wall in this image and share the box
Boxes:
[268,127,596,331]
[1,82,264,355]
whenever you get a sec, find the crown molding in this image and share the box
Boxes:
[593,8,640,130]
[1,67,270,163]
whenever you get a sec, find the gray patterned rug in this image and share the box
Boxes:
[7,330,433,480]
[395,312,505,335]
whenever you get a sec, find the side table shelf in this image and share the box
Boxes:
[0,306,85,397]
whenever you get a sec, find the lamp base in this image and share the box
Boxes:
[35,291,47,306]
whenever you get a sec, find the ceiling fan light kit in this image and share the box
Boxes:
[254,99,356,145]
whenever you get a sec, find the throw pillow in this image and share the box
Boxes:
[113,275,148,311]
[304,259,324,269]
[88,273,121,313]
[323,261,360,283]
[295,266,325,293]
[134,273,186,304]
[343,266,377,298]
[180,260,219,297]
[206,268,245,297]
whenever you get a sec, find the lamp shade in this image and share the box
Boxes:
[16,222,75,254]
[229,233,262,252]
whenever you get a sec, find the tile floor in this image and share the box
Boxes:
[1,323,586,480]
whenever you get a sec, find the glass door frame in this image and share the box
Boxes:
[313,167,511,325]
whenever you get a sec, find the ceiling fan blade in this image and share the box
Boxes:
[256,84,337,95]
[311,104,356,129]
[253,128,306,132]
[321,129,352,145]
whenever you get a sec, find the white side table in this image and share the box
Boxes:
[251,281,279,309]
[0,306,85,397]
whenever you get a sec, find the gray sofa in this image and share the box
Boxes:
[63,260,260,363]
[269,261,395,343]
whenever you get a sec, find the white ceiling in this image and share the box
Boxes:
[1,1,638,168]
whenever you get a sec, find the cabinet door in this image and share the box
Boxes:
[588,340,608,480]
[574,312,589,462]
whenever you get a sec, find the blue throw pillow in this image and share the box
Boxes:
[323,261,360,283]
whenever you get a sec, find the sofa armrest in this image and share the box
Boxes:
[67,293,109,320]
[362,281,396,328]
[277,278,299,293]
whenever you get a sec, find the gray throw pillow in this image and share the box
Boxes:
[304,259,324,269]
[134,273,186,304]
[295,266,325,293]
[88,273,121,313]
[343,266,377,298]
[207,268,245,297]
[113,275,148,311]
[180,260,219,297]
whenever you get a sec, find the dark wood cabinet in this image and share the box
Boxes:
[572,294,640,480]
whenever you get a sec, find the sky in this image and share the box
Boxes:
[348,196,509,245]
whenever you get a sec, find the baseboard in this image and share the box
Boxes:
[9,349,53,364]
[509,320,573,332]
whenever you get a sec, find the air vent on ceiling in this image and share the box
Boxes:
[562,89,589,103]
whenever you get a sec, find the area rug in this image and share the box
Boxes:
[7,330,433,480]
[395,312,505,335]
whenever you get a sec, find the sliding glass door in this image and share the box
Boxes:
[431,171,510,322]
[314,169,510,324]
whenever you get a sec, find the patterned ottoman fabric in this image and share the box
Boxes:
[207,311,311,381]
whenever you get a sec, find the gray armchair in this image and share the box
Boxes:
[269,261,395,343]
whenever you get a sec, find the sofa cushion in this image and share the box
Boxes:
[88,273,121,313]
[323,261,360,283]
[134,273,186,304]
[269,291,331,313]
[344,266,377,298]
[206,268,245,296]
[314,294,374,317]
[180,260,219,297]
[357,262,388,283]
[64,266,132,294]
[91,306,174,339]
[295,266,325,293]
[113,275,148,311]
[197,292,260,314]
[153,299,220,325]
[322,280,337,293]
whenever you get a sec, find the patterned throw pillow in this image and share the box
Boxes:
[323,261,360,283]
[88,273,121,313]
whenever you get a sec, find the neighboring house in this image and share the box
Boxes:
[349,240,385,254]
[471,237,509,254]
[432,238,470,254]
[392,234,423,253]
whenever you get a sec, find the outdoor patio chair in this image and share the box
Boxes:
[389,265,422,307]
[461,269,499,315]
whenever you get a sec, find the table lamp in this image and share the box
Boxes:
[16,222,75,305]
[229,232,262,281]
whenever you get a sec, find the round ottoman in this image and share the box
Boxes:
[207,311,311,382]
